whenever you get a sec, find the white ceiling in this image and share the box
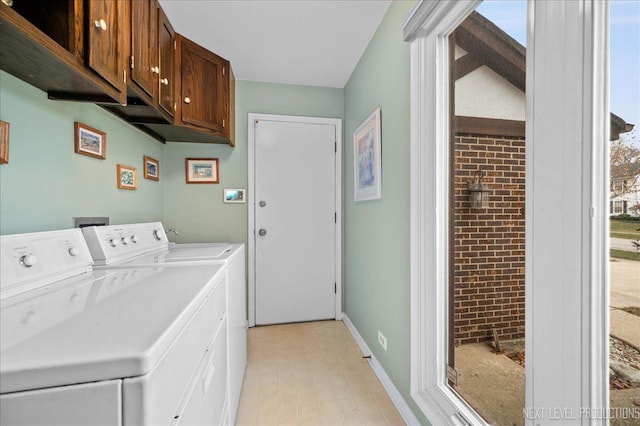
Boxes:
[158,0,392,88]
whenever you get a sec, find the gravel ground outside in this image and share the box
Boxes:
[611,336,640,374]
[454,337,640,426]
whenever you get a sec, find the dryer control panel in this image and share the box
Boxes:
[0,229,93,299]
[82,222,169,265]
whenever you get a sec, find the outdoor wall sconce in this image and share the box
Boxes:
[467,170,490,209]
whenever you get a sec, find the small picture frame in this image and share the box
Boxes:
[353,107,382,201]
[224,189,246,203]
[0,120,9,164]
[143,156,160,181]
[74,122,106,160]
[117,164,137,190]
[186,158,219,184]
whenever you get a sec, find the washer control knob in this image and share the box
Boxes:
[131,235,138,243]
[109,238,119,248]
[68,247,80,256]
[153,230,162,241]
[19,254,38,268]
[121,237,130,245]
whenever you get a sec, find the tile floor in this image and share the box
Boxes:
[235,321,406,426]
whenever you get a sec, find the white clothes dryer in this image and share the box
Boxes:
[0,229,226,426]
[81,222,247,425]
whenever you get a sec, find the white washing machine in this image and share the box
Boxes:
[81,222,247,426]
[0,228,227,426]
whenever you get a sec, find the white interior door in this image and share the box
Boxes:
[253,118,337,325]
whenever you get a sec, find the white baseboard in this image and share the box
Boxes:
[342,313,421,426]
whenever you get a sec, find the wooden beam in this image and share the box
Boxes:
[453,12,526,92]
[455,116,525,138]
[455,53,483,80]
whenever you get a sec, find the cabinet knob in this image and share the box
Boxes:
[184,97,191,104]
[161,78,169,85]
[94,19,107,31]
[151,66,160,74]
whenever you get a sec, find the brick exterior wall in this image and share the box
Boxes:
[453,133,526,345]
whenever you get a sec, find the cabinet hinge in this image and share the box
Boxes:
[130,55,134,70]
[174,40,177,50]
[334,212,337,223]
[334,283,337,294]
[335,141,337,153]
[174,102,177,112]
[123,69,126,83]
[222,119,225,128]
[223,67,226,76]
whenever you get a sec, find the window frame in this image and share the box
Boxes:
[403,1,609,424]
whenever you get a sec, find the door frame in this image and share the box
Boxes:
[247,113,343,327]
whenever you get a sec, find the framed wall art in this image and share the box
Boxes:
[75,122,106,160]
[223,189,246,203]
[185,158,219,184]
[353,107,382,201]
[143,156,160,181]
[117,164,137,190]
[0,120,9,164]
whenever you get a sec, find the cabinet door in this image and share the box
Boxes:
[86,0,127,99]
[179,36,228,133]
[158,7,175,117]
[130,0,157,99]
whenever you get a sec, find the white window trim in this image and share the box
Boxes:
[404,1,609,424]
[246,114,343,327]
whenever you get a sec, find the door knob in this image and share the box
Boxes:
[258,228,267,236]
[259,200,266,207]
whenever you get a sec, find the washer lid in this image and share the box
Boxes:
[0,264,225,393]
[160,243,233,260]
[107,243,236,266]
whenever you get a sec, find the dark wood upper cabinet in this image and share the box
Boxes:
[10,0,84,60]
[0,0,124,104]
[158,7,175,118]
[176,35,230,138]
[86,0,128,100]
[0,1,234,145]
[130,0,158,100]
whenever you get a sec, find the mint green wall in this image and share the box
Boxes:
[162,80,344,244]
[0,72,342,240]
[343,1,427,423]
[0,71,164,235]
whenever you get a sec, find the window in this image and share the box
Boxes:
[404,1,609,424]
[611,200,628,215]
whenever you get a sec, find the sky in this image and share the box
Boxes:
[476,0,640,144]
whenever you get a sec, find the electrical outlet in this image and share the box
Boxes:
[378,330,387,351]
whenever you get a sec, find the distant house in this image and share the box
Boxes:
[610,162,640,217]
[609,113,638,217]
[451,11,635,346]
